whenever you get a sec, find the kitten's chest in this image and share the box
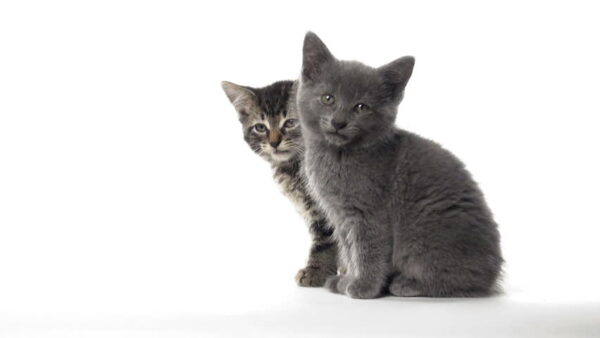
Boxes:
[272,165,315,222]
[305,149,378,207]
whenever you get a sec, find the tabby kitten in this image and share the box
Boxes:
[297,32,503,298]
[221,79,337,286]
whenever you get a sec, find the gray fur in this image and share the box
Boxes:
[297,32,503,298]
[221,79,337,286]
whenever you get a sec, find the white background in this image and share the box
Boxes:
[1,1,599,337]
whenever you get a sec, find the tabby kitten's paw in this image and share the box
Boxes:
[295,267,331,287]
[346,279,382,299]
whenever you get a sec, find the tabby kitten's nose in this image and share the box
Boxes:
[331,119,348,131]
[270,139,282,149]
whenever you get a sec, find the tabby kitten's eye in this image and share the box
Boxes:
[321,94,335,105]
[354,103,369,113]
[283,119,298,129]
[254,123,267,133]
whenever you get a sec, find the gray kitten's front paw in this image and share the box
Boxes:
[346,279,382,299]
[324,275,342,293]
[325,275,354,294]
[295,267,331,287]
[388,275,424,297]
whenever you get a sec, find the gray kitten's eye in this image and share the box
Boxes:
[354,103,369,113]
[283,119,298,129]
[321,94,335,105]
[254,123,267,133]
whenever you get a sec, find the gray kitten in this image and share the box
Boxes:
[297,32,503,298]
[221,80,337,286]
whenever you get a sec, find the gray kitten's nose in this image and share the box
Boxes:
[331,119,348,131]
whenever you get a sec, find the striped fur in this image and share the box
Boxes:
[222,79,338,286]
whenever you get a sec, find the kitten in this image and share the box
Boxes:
[297,32,503,298]
[221,79,337,286]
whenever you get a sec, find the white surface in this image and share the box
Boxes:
[1,0,600,337]
[1,290,599,337]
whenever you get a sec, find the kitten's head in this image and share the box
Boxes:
[222,80,302,164]
[298,32,415,148]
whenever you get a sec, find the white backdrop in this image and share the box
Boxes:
[1,1,599,337]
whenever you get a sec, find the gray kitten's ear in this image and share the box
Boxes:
[378,56,415,96]
[302,32,334,82]
[221,81,257,116]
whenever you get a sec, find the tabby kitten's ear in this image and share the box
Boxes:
[302,32,334,82]
[378,56,416,99]
[221,81,257,117]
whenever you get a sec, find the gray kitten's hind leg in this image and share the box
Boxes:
[388,261,502,297]
[295,219,337,287]
[388,273,497,297]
